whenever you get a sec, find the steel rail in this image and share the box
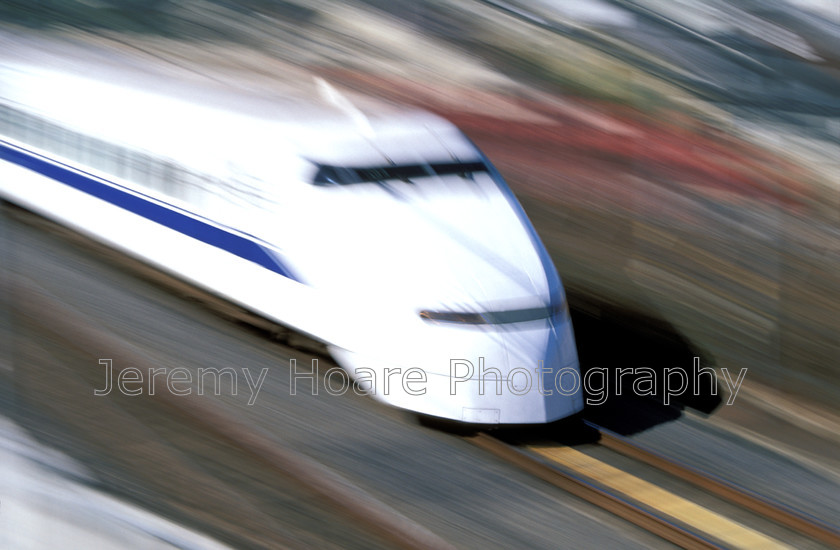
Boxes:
[587,421,840,548]
[470,433,722,549]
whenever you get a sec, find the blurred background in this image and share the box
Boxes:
[6,0,837,402]
[1,1,839,548]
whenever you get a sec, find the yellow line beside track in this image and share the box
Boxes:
[530,445,791,550]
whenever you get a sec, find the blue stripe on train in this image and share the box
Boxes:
[0,139,298,281]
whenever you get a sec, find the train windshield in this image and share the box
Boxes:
[312,161,488,186]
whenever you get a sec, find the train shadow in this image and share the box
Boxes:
[569,290,721,435]
[456,291,723,444]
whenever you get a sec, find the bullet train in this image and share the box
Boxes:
[0,63,583,424]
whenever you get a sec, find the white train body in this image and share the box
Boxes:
[0,64,583,424]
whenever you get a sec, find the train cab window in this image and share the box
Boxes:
[312,161,488,185]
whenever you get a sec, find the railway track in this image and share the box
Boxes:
[6,203,840,549]
[589,422,840,548]
[471,426,840,549]
[471,431,720,550]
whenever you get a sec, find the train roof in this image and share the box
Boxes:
[0,63,479,176]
